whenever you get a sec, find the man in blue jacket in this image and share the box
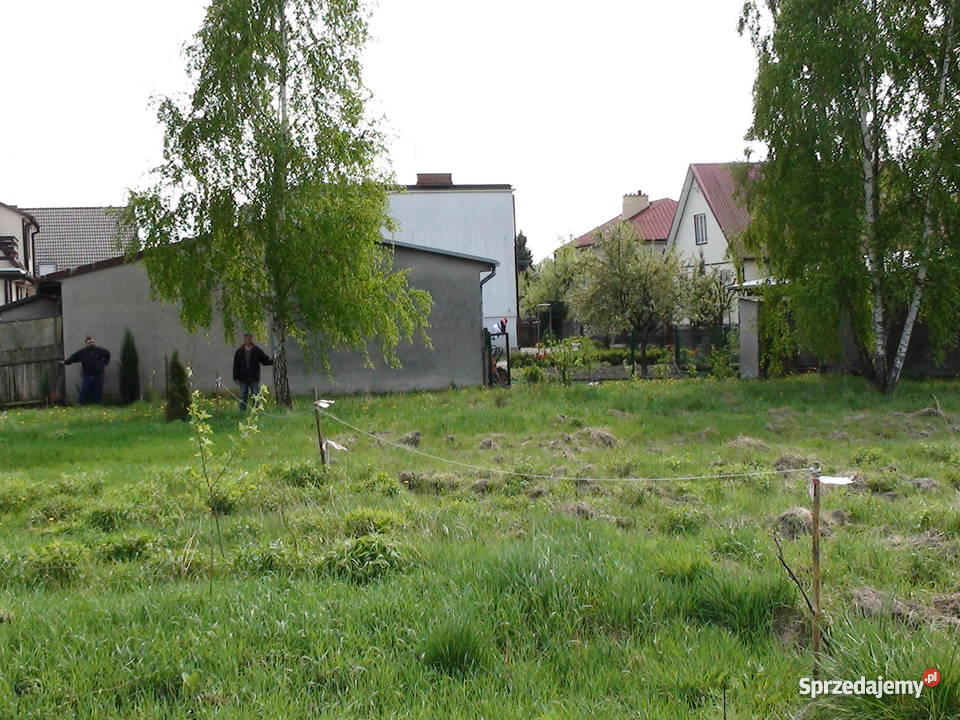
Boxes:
[63,336,111,404]
[232,333,273,410]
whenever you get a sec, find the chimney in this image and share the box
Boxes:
[416,173,453,187]
[622,190,649,220]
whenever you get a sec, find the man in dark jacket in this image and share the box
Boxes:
[63,336,111,404]
[232,333,273,410]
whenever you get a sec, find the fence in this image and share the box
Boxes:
[0,316,63,407]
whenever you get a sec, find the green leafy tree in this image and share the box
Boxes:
[118,328,141,405]
[166,352,191,423]
[570,222,685,376]
[519,245,579,316]
[740,0,960,392]
[514,231,534,274]
[686,257,737,327]
[122,0,431,406]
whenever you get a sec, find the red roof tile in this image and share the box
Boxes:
[689,163,753,239]
[574,197,678,248]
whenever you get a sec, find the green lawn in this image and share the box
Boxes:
[2,376,959,718]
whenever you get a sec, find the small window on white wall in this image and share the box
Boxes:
[694,213,708,245]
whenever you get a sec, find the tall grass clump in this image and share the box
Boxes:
[815,616,960,720]
[422,616,488,675]
[686,572,795,637]
[321,534,407,583]
[343,507,402,537]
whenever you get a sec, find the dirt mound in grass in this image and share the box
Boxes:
[853,587,960,627]
[774,453,811,472]
[557,502,630,527]
[726,436,769,452]
[932,593,960,618]
[576,428,618,448]
[398,471,460,493]
[775,507,847,539]
[911,477,940,492]
[888,531,959,555]
[608,408,630,418]
[828,431,851,441]
[398,431,421,447]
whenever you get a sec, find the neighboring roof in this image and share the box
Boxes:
[573,198,678,248]
[23,206,129,273]
[46,239,497,282]
[399,184,513,192]
[0,293,59,313]
[386,239,498,268]
[688,163,753,239]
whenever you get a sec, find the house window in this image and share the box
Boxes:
[694,213,708,245]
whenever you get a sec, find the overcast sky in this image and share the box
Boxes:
[1,0,759,260]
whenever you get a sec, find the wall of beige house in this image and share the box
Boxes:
[58,247,489,401]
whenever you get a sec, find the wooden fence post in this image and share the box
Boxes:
[811,465,822,677]
[313,388,328,466]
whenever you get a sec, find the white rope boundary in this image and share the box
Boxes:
[213,386,812,486]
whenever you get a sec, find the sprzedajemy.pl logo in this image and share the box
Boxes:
[799,669,941,699]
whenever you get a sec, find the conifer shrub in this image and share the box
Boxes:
[165,352,190,422]
[119,328,141,404]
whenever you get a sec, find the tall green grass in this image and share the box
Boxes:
[2,376,960,717]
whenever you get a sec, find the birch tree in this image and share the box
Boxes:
[122,0,431,406]
[740,0,960,392]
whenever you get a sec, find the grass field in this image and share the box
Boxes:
[2,375,960,718]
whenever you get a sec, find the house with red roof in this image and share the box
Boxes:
[571,192,678,252]
[665,162,759,282]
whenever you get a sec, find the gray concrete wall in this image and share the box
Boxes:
[0,296,60,322]
[738,297,761,379]
[59,247,486,401]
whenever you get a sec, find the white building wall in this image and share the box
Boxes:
[0,207,24,256]
[671,178,730,269]
[386,188,517,344]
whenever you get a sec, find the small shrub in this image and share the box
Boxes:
[321,534,407,583]
[99,532,156,562]
[652,363,672,379]
[343,508,402,537]
[521,365,546,384]
[86,505,134,532]
[866,472,900,494]
[165,352,190,422]
[207,489,237,516]
[279,462,328,488]
[23,540,87,583]
[422,617,487,675]
[26,496,80,526]
[657,506,706,536]
[234,540,307,575]
[852,447,887,466]
[350,470,400,497]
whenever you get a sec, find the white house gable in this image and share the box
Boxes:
[668,171,729,269]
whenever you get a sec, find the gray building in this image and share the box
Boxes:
[50,242,496,401]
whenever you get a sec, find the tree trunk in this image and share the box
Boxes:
[857,65,888,390]
[271,313,292,407]
[887,9,954,392]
